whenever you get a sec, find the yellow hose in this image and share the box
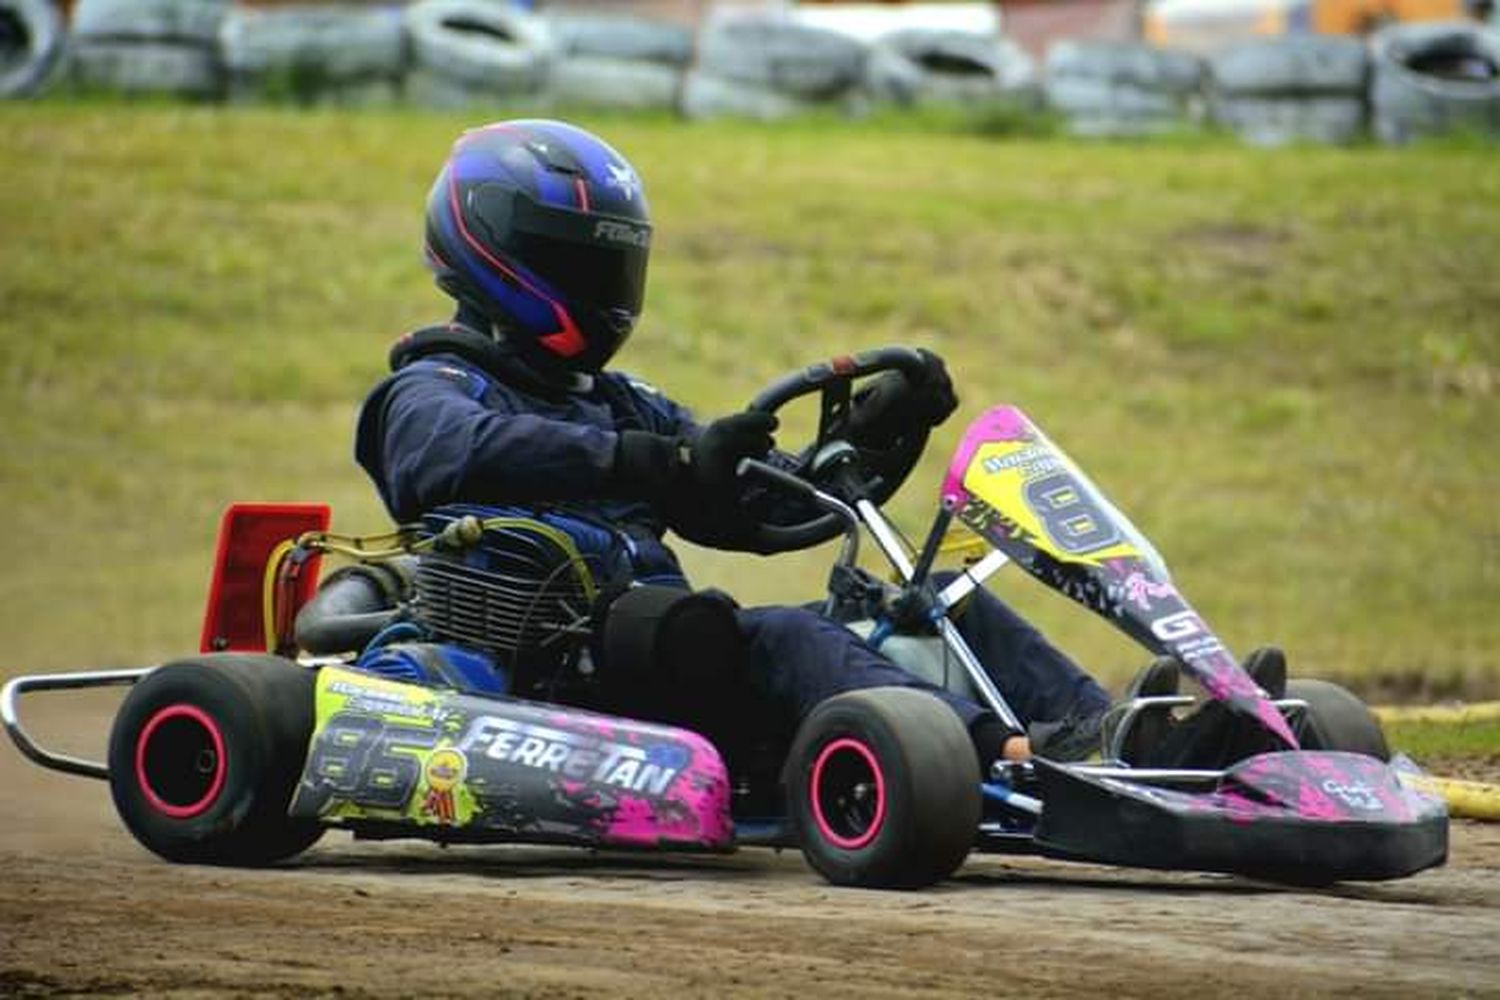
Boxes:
[1401,773,1500,821]
[261,539,297,652]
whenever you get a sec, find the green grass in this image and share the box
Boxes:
[1385,718,1500,763]
[1,101,1497,702]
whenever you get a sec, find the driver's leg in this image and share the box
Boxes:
[737,605,1004,761]
[936,570,1112,727]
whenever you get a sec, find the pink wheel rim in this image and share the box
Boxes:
[134,703,227,819]
[809,737,887,851]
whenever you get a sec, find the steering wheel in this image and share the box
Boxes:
[740,346,935,553]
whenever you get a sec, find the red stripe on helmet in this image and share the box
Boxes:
[446,169,586,359]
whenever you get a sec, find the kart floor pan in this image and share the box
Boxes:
[1031,751,1449,884]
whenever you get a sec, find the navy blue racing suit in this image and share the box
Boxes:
[355,318,1111,764]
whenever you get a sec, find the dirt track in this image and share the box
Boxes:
[4,695,1499,998]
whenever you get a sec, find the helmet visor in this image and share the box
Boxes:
[512,228,648,323]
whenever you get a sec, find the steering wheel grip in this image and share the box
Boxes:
[747,347,931,415]
[739,347,936,553]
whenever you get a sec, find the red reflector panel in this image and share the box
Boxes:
[199,503,330,654]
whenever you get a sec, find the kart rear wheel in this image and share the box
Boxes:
[108,654,323,865]
[1286,678,1390,760]
[785,687,980,889]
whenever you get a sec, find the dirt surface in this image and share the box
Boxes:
[4,695,1500,999]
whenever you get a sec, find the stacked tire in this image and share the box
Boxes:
[404,0,553,110]
[68,0,229,99]
[0,0,64,96]
[1370,21,1500,144]
[865,29,1039,110]
[1044,40,1205,137]
[681,16,868,120]
[1209,36,1369,146]
[545,11,691,112]
[220,4,408,106]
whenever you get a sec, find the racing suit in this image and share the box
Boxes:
[355,313,1112,767]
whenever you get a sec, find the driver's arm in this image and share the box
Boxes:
[358,364,636,521]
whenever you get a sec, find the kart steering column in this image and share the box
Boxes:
[738,459,1025,734]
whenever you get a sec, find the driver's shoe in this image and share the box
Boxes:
[1100,656,1182,764]
[1028,657,1180,763]
[1243,645,1288,700]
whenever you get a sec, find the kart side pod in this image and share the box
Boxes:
[288,666,736,852]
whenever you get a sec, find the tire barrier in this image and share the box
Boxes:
[220,5,408,105]
[542,11,688,112]
[689,16,867,118]
[865,29,1039,108]
[404,0,552,105]
[0,0,64,97]
[68,0,229,98]
[23,6,1500,150]
[1209,36,1369,145]
[552,55,681,112]
[1370,21,1500,144]
[1044,40,1205,136]
[678,67,826,121]
[543,11,693,67]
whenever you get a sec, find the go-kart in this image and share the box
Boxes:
[3,347,1448,888]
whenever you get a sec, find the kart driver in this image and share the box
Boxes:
[355,120,1278,775]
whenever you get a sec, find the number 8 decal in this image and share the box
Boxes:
[1023,472,1120,556]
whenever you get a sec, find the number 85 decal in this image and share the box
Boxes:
[304,712,437,811]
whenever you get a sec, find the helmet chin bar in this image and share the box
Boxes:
[491,325,596,392]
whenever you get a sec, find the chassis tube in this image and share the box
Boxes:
[1,668,153,779]
[855,499,1025,733]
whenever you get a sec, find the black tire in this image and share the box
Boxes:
[1286,678,1390,761]
[678,69,822,121]
[0,0,65,98]
[1210,36,1368,97]
[108,654,323,865]
[696,19,867,99]
[543,12,692,66]
[404,0,552,94]
[1045,39,1205,94]
[1370,21,1500,144]
[71,0,229,45]
[785,687,980,889]
[1211,94,1366,146]
[219,6,408,90]
[66,40,222,98]
[866,30,1040,108]
[551,55,681,111]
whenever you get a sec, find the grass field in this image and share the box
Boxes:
[1,101,1496,701]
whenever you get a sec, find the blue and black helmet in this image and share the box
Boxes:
[424,120,651,373]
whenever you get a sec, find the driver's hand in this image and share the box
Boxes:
[847,349,959,447]
[910,348,959,426]
[689,411,779,488]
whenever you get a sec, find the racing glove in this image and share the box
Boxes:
[845,349,958,448]
[613,411,779,498]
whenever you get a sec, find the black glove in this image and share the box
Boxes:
[845,349,958,448]
[613,411,779,497]
[688,410,779,488]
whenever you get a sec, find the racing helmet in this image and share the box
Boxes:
[424,120,652,373]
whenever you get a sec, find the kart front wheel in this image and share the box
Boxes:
[1286,678,1390,760]
[108,654,323,865]
[785,687,980,889]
